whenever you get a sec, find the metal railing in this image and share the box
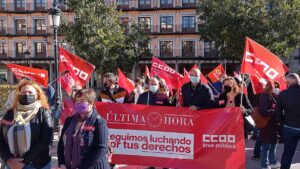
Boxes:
[105,0,198,10]
[0,50,54,59]
[140,48,205,58]
[0,3,71,12]
[122,24,198,34]
[0,27,63,36]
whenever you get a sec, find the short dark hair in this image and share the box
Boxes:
[103,72,117,83]
[75,88,97,104]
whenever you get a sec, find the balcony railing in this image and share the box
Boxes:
[140,49,205,58]
[122,24,198,34]
[0,3,70,12]
[105,0,198,10]
[0,27,61,36]
[0,50,55,59]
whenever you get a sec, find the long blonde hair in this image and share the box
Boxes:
[12,80,50,110]
[222,77,241,94]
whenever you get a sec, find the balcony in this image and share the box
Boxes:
[140,49,204,58]
[125,24,198,34]
[0,27,54,36]
[0,3,70,13]
[105,0,198,11]
[182,2,197,8]
[0,50,54,59]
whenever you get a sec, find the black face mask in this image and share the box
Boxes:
[19,94,36,105]
[224,85,232,93]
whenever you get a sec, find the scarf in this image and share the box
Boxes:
[64,113,86,169]
[14,101,42,125]
[5,101,42,158]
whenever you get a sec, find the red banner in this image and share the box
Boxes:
[96,103,245,169]
[241,37,288,93]
[207,64,225,83]
[6,63,48,88]
[151,57,183,90]
[59,47,95,94]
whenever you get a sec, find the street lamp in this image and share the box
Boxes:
[49,4,61,130]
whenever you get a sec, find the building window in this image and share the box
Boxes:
[139,0,151,9]
[182,16,195,32]
[35,19,46,34]
[160,16,173,33]
[182,41,195,57]
[160,41,173,57]
[0,0,5,11]
[160,0,173,8]
[16,42,26,58]
[15,0,25,11]
[0,20,6,34]
[35,0,46,11]
[0,42,7,57]
[119,17,129,35]
[117,0,129,9]
[182,0,196,7]
[15,19,26,34]
[35,42,46,57]
[138,17,151,33]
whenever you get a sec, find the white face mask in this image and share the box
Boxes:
[149,85,159,93]
[190,76,200,84]
[273,88,280,95]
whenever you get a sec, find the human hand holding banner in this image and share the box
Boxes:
[96,103,246,169]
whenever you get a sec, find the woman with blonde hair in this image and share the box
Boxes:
[217,76,253,139]
[0,80,53,169]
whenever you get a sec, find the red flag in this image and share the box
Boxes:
[151,57,183,91]
[6,63,48,88]
[118,68,135,94]
[207,64,225,83]
[241,37,288,93]
[144,65,150,78]
[183,68,188,76]
[59,47,95,94]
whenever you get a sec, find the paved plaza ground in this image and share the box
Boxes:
[49,133,300,169]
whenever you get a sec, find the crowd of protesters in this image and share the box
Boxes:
[0,69,299,169]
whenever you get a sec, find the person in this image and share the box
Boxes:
[276,73,300,169]
[218,77,253,139]
[258,82,281,169]
[5,77,31,110]
[132,78,144,104]
[136,77,169,169]
[60,84,83,125]
[137,77,170,106]
[158,78,169,97]
[57,88,109,169]
[0,80,53,169]
[181,68,215,110]
[98,72,130,103]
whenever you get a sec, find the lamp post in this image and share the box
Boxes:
[49,3,61,129]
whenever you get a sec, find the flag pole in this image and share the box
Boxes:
[207,80,220,95]
[240,73,245,107]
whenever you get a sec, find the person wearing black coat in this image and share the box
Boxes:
[57,89,109,169]
[258,82,281,169]
[136,77,169,169]
[181,68,215,110]
[0,80,53,169]
[137,77,170,106]
[217,77,253,139]
[276,73,300,169]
